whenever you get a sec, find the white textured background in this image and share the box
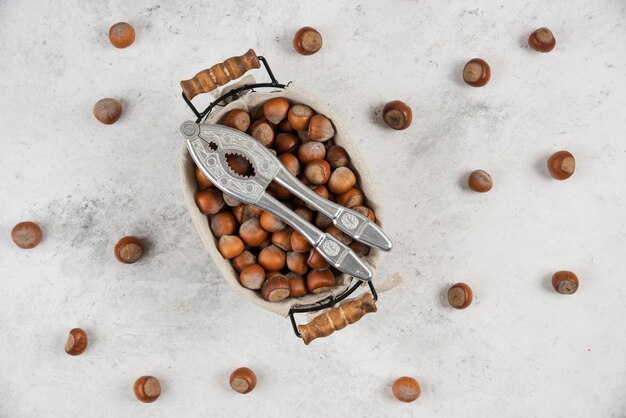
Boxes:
[1,1,625,417]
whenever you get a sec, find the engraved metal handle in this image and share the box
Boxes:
[255,193,373,281]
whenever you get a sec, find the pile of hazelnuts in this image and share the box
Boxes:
[193,97,378,303]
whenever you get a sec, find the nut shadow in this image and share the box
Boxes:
[450,59,468,87]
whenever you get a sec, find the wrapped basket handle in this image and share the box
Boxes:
[297,293,377,345]
[180,49,261,100]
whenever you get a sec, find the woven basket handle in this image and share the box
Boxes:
[297,293,377,345]
[180,49,260,100]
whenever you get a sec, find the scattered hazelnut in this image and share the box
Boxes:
[11,221,42,249]
[552,271,579,295]
[528,27,556,52]
[287,104,314,131]
[134,376,161,403]
[392,377,421,403]
[239,218,269,247]
[463,58,490,87]
[547,150,575,180]
[468,170,493,192]
[93,98,122,125]
[114,236,143,264]
[195,188,225,215]
[109,22,135,49]
[218,235,244,259]
[304,160,331,185]
[308,114,335,142]
[65,328,88,356]
[383,101,412,130]
[293,26,323,55]
[306,269,336,293]
[210,211,238,237]
[325,145,349,169]
[229,367,257,394]
[328,167,357,194]
[448,283,473,309]
[223,109,251,132]
[263,97,290,124]
[258,245,286,271]
[261,274,291,301]
[239,264,266,290]
[287,273,307,297]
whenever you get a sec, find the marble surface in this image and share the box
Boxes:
[1,1,625,417]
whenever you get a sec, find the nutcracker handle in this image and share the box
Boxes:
[180,49,261,100]
[297,293,377,345]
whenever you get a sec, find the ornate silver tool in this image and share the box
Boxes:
[181,122,393,281]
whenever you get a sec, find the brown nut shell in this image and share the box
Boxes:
[109,22,135,49]
[93,98,122,125]
[328,167,357,194]
[239,218,269,247]
[547,150,575,180]
[304,159,331,185]
[326,225,353,246]
[114,236,143,264]
[278,153,301,176]
[293,26,323,55]
[210,211,238,237]
[195,188,225,215]
[307,250,330,271]
[286,251,309,275]
[529,27,556,52]
[468,170,493,192]
[239,264,266,290]
[291,230,313,252]
[271,229,293,251]
[287,104,314,131]
[11,221,43,249]
[218,235,245,259]
[248,119,275,147]
[65,328,88,356]
[259,211,286,233]
[463,58,490,87]
[232,250,257,272]
[306,269,336,293]
[551,271,579,295]
[229,367,257,394]
[258,245,286,271]
[298,141,326,165]
[261,274,291,301]
[287,273,307,297]
[134,376,161,403]
[392,377,421,403]
[263,97,290,124]
[325,145,350,169]
[275,133,301,154]
[383,101,412,130]
[448,283,473,309]
[194,166,213,189]
[352,205,375,221]
[223,109,251,132]
[308,114,335,142]
[336,187,364,208]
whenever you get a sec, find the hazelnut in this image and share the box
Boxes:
[291,230,312,252]
[248,119,275,147]
[287,273,307,297]
[65,328,88,356]
[239,264,266,290]
[210,211,238,237]
[134,376,161,403]
[350,240,371,257]
[233,204,244,224]
[11,221,42,249]
[325,145,350,169]
[304,160,331,185]
[229,367,257,394]
[275,133,301,154]
[269,182,293,200]
[114,236,143,264]
[310,185,330,201]
[293,26,323,55]
[194,166,213,189]
[308,114,335,142]
[287,104,314,131]
[222,192,241,207]
[108,22,135,49]
[195,188,225,215]
[263,97,290,124]
[258,245,286,271]
[298,141,326,165]
[278,153,300,176]
[551,271,579,295]
[261,274,291,302]
[547,150,575,180]
[463,58,491,87]
[315,212,333,230]
[241,205,263,223]
[468,170,493,192]
[239,218,269,247]
[392,377,421,403]
[260,211,286,233]
[383,101,412,130]
[271,229,293,251]
[352,205,375,221]
[232,250,257,272]
[93,98,122,125]
[528,27,556,52]
[223,109,251,132]
[307,250,330,270]
[336,187,364,208]
[448,283,473,309]
[218,235,244,259]
[277,118,296,133]
[265,270,283,280]
[286,251,309,275]
[328,167,357,194]
[294,207,314,223]
[326,225,353,245]
[306,269,336,293]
